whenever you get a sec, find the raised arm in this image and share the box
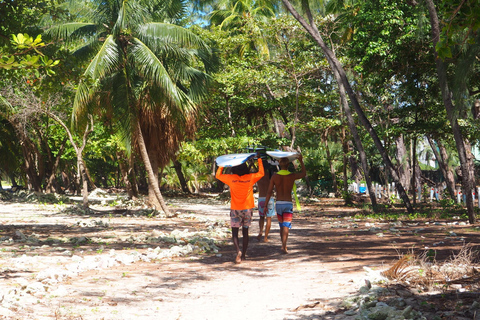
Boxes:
[294,154,306,180]
[215,166,227,183]
[251,158,264,183]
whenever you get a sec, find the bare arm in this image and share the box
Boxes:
[294,154,306,180]
[263,176,276,210]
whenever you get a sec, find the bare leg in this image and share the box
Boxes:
[241,227,249,260]
[281,226,289,254]
[264,217,272,242]
[232,227,242,263]
[257,216,265,240]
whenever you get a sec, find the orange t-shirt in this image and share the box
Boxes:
[216,158,264,210]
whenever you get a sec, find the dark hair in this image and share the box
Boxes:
[232,163,249,176]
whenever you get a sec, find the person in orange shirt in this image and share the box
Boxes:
[216,157,264,264]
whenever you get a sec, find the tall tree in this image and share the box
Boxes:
[46,0,215,214]
[424,0,477,223]
[281,0,411,211]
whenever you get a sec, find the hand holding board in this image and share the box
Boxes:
[266,151,300,162]
[215,153,256,167]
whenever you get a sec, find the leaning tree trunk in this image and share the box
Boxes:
[424,0,476,223]
[438,141,457,199]
[173,160,191,193]
[333,67,378,209]
[427,136,456,199]
[282,0,406,211]
[284,38,301,150]
[136,121,171,216]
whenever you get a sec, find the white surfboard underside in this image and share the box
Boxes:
[266,151,299,162]
[215,153,256,167]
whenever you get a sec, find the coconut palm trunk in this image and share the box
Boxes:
[136,121,170,215]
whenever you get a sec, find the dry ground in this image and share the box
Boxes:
[1,193,480,320]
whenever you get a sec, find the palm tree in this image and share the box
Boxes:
[46,0,215,214]
[209,0,276,57]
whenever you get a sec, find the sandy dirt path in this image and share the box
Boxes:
[0,196,382,320]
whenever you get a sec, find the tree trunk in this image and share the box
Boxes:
[438,141,457,199]
[116,150,137,199]
[84,165,96,190]
[424,0,476,223]
[323,135,337,194]
[412,136,417,207]
[19,135,43,192]
[342,129,350,203]
[46,112,93,208]
[225,96,236,137]
[129,155,139,198]
[78,156,89,207]
[427,136,456,199]
[136,121,171,216]
[45,137,67,193]
[282,0,401,211]
[395,135,411,193]
[333,66,377,209]
[283,39,300,149]
[173,160,190,193]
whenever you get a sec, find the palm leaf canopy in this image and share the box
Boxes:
[47,0,215,141]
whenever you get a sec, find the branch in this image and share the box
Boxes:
[45,110,79,154]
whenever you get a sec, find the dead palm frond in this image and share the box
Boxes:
[382,245,480,290]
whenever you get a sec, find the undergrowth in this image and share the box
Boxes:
[382,245,480,292]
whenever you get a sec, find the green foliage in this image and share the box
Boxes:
[435,0,480,60]
[0,34,59,75]
[2,0,480,207]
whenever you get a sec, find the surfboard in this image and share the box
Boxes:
[266,151,300,162]
[215,153,256,167]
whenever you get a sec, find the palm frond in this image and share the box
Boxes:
[83,35,122,79]
[112,0,128,36]
[107,73,135,139]
[137,22,211,54]
[73,35,122,121]
[209,9,232,26]
[140,0,186,22]
[130,37,194,113]
[219,14,243,30]
[183,67,211,102]
[72,81,94,123]
[71,37,104,60]
[45,23,98,42]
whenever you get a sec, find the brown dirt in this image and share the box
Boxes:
[1,194,480,320]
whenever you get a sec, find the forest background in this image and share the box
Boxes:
[1,0,480,221]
